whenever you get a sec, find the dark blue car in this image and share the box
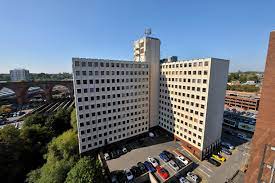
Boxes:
[144,161,156,172]
[221,147,232,155]
[159,152,169,162]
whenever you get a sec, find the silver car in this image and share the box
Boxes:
[168,160,180,171]
[187,172,199,183]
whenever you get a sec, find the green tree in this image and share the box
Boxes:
[24,113,46,127]
[0,125,26,183]
[65,156,104,183]
[70,108,77,132]
[26,130,79,183]
[46,109,71,136]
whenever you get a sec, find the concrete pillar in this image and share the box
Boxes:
[14,87,28,105]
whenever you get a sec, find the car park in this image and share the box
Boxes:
[221,147,232,155]
[137,162,147,173]
[148,156,159,167]
[149,132,155,137]
[104,153,110,160]
[156,166,169,179]
[159,152,170,162]
[168,160,180,171]
[212,154,226,162]
[124,169,134,181]
[179,176,191,183]
[208,157,221,167]
[176,155,189,166]
[187,172,200,183]
[144,161,156,172]
[111,175,118,183]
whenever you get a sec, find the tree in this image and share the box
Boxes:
[70,108,77,132]
[0,125,26,183]
[24,113,46,127]
[26,130,79,183]
[65,156,104,183]
[46,109,71,136]
[20,124,53,168]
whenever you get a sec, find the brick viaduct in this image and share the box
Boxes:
[0,80,74,104]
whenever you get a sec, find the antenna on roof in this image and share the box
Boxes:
[144,28,152,37]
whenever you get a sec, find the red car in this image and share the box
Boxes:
[156,166,169,179]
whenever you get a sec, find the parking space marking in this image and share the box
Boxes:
[200,163,213,173]
[197,167,211,177]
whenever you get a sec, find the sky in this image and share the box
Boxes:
[0,0,274,73]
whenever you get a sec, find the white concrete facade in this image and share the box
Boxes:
[10,69,30,81]
[159,58,229,159]
[72,58,150,153]
[134,37,161,128]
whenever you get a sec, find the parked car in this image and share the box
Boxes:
[149,132,155,137]
[111,175,118,183]
[221,147,232,155]
[168,160,180,171]
[104,153,110,160]
[122,147,128,154]
[131,166,141,177]
[148,156,159,167]
[163,150,174,159]
[124,169,134,181]
[156,166,169,179]
[176,155,189,166]
[137,162,147,173]
[179,176,191,183]
[159,152,170,162]
[208,157,221,167]
[187,172,200,183]
[116,149,123,156]
[144,161,156,172]
[221,142,235,150]
[237,133,248,140]
[212,154,226,162]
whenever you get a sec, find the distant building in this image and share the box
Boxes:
[225,90,260,111]
[223,108,257,133]
[10,69,30,81]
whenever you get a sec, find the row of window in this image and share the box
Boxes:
[77,95,149,103]
[159,104,205,118]
[160,61,209,69]
[74,60,149,68]
[160,78,207,84]
[77,86,148,94]
[160,70,208,76]
[75,78,148,85]
[79,109,148,120]
[75,70,149,76]
[81,127,148,150]
[160,93,206,101]
[160,85,207,92]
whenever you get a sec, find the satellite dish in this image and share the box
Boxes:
[145,28,152,36]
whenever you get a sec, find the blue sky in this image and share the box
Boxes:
[0,0,274,73]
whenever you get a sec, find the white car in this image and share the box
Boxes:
[176,155,189,166]
[124,169,134,181]
[221,142,235,150]
[149,132,155,137]
[104,153,110,160]
[168,160,180,171]
[122,147,127,153]
[148,156,159,167]
[179,177,191,183]
[187,172,199,183]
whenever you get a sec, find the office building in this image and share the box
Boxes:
[159,58,229,159]
[73,58,150,153]
[73,35,229,160]
[245,31,275,183]
[225,91,260,111]
[10,69,30,81]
